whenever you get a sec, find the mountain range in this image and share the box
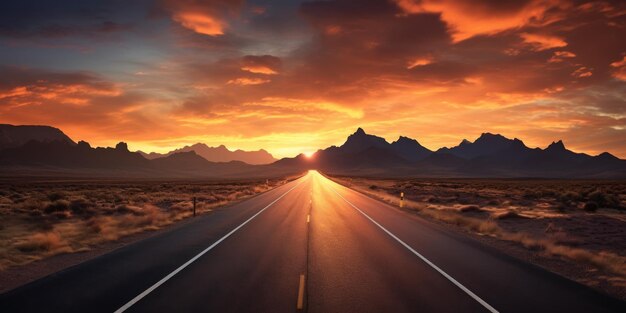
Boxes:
[275,128,626,178]
[138,143,276,165]
[0,124,624,178]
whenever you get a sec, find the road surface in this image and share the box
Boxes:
[1,171,624,312]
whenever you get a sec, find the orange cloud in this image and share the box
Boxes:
[572,67,593,78]
[0,86,29,99]
[521,33,567,51]
[548,50,576,63]
[162,0,244,37]
[173,12,223,36]
[610,56,626,81]
[325,25,342,35]
[1,83,121,107]
[251,97,364,119]
[227,77,270,85]
[241,66,277,75]
[240,55,281,75]
[407,56,433,69]
[394,0,567,42]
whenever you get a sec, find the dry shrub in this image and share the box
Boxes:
[583,201,598,212]
[15,232,69,253]
[546,246,626,276]
[171,201,192,211]
[420,208,501,236]
[44,200,70,214]
[459,205,482,213]
[588,190,617,208]
[116,205,165,228]
[69,198,95,215]
[252,185,268,193]
[47,192,67,202]
[114,204,145,215]
[85,205,168,241]
[492,210,526,220]
[85,216,119,240]
[502,232,626,276]
[476,220,500,234]
[15,198,47,212]
[487,199,501,206]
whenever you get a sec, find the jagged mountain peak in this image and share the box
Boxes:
[354,127,366,135]
[438,133,519,159]
[395,136,417,143]
[340,127,389,154]
[475,132,511,144]
[115,142,129,151]
[546,140,566,151]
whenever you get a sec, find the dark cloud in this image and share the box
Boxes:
[0,0,151,39]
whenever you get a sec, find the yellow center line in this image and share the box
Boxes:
[297,274,305,309]
[307,214,310,223]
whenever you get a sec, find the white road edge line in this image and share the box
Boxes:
[114,179,304,313]
[328,184,499,313]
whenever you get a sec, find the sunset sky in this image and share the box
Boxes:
[1,0,625,158]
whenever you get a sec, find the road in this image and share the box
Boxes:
[1,170,624,312]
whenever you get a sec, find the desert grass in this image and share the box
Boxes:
[0,174,302,270]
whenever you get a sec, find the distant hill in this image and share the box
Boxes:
[0,140,282,178]
[0,124,285,178]
[0,140,149,169]
[0,124,74,149]
[139,143,276,165]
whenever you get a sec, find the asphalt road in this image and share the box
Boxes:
[1,171,625,312]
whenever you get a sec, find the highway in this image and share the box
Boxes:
[1,171,624,312]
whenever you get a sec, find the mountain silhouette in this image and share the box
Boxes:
[391,136,432,161]
[275,128,432,175]
[437,133,519,159]
[0,140,148,169]
[139,143,276,165]
[0,124,74,149]
[339,127,389,154]
[276,128,626,178]
[1,124,624,178]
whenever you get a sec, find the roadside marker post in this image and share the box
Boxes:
[193,197,197,217]
[400,192,404,208]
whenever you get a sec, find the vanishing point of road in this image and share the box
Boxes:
[1,171,625,312]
